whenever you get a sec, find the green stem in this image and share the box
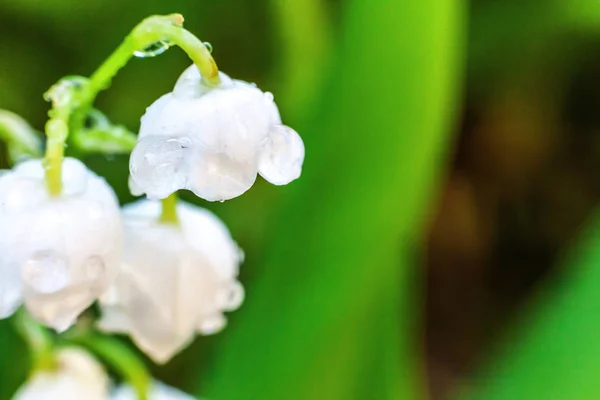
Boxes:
[88,14,219,96]
[13,308,56,371]
[44,14,220,197]
[67,330,151,400]
[72,14,219,137]
[159,192,179,224]
[0,110,43,164]
[44,113,69,196]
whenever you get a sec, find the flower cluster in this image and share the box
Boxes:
[0,64,303,363]
[0,13,305,399]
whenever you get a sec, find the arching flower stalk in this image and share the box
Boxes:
[99,200,244,363]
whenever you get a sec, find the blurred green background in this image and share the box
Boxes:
[4,0,600,399]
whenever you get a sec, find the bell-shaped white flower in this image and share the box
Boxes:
[112,381,199,400]
[129,65,305,202]
[0,157,122,331]
[98,199,244,363]
[13,347,109,400]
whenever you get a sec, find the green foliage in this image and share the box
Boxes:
[5,0,600,399]
[68,331,151,400]
[458,211,600,399]
[204,0,466,399]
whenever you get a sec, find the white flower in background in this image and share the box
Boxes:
[13,347,109,400]
[98,199,244,363]
[129,64,305,202]
[0,157,122,331]
[112,381,199,400]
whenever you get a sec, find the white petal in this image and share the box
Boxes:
[129,135,192,200]
[173,65,234,99]
[188,151,257,202]
[258,124,305,185]
[0,157,122,330]
[130,65,293,202]
[14,348,108,400]
[96,285,132,334]
[99,199,243,363]
[112,381,198,400]
[178,202,242,279]
[128,176,144,197]
[0,218,23,318]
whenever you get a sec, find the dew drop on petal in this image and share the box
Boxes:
[237,247,245,263]
[134,41,171,58]
[22,250,70,294]
[198,314,227,335]
[203,42,213,54]
[258,124,305,185]
[129,136,192,199]
[217,281,244,311]
[188,152,257,202]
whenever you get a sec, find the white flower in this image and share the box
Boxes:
[98,199,243,363]
[13,347,109,400]
[0,157,122,331]
[112,381,199,400]
[129,65,305,202]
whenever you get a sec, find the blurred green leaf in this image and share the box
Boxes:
[0,109,43,163]
[0,320,28,400]
[68,331,151,400]
[271,0,332,120]
[469,0,600,86]
[458,211,600,400]
[204,0,465,399]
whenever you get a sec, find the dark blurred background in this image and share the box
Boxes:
[2,1,600,399]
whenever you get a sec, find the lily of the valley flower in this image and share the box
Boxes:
[129,64,305,202]
[112,381,199,400]
[13,347,109,400]
[99,199,244,363]
[0,158,122,331]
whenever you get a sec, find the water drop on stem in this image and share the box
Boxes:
[134,40,171,58]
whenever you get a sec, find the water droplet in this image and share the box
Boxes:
[129,135,191,199]
[134,41,171,58]
[264,92,274,102]
[198,315,226,335]
[219,199,225,203]
[237,247,245,263]
[218,282,244,311]
[43,76,88,106]
[23,250,70,294]
[203,42,213,54]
